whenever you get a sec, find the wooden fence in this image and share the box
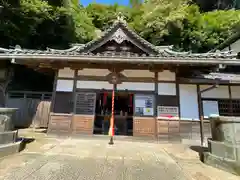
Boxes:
[6,91,52,128]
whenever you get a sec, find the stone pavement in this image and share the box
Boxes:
[0,134,239,180]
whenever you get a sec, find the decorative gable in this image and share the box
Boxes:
[112,28,128,44]
[76,17,160,56]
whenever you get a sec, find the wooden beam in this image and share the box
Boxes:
[50,69,58,113]
[197,84,204,146]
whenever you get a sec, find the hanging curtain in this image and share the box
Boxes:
[103,92,108,106]
[129,94,133,107]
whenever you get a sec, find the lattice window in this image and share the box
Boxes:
[218,99,240,116]
[232,99,240,116]
[218,99,231,116]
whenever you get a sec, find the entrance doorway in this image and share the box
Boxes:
[94,91,133,136]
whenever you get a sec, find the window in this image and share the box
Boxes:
[203,99,240,117]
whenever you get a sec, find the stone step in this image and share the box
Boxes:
[0,139,23,158]
[208,139,240,161]
[203,152,240,176]
[0,130,18,145]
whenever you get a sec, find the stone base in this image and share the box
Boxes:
[0,139,23,158]
[208,139,240,161]
[0,130,18,145]
[203,152,240,175]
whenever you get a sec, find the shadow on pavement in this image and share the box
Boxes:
[18,137,35,152]
[189,145,208,162]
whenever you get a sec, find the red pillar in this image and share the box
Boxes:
[108,87,115,136]
[108,84,115,144]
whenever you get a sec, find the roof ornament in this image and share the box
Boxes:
[14,45,21,51]
[111,28,128,44]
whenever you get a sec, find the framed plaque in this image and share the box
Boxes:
[75,92,97,115]
[157,106,179,118]
[134,94,154,116]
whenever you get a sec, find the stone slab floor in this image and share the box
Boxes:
[0,131,239,180]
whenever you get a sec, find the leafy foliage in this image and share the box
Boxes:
[0,0,240,52]
[181,8,240,52]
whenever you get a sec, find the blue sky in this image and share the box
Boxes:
[81,0,130,6]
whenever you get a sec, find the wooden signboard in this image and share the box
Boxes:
[157,106,179,118]
[75,92,96,115]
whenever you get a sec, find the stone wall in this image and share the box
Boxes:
[204,116,240,175]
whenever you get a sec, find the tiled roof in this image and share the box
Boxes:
[0,17,238,61]
[0,44,237,59]
[200,72,240,82]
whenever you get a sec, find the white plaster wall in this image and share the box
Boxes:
[121,70,154,78]
[56,80,74,92]
[78,68,110,76]
[230,39,240,54]
[58,68,74,78]
[158,83,176,95]
[200,85,229,99]
[158,70,175,81]
[117,82,154,91]
[230,86,240,99]
[222,46,230,52]
[179,84,199,120]
[77,80,112,90]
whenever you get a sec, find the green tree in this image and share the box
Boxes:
[68,0,96,42]
[130,0,142,7]
[181,9,240,52]
[132,0,190,45]
[0,0,95,49]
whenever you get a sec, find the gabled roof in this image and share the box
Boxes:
[47,16,160,55]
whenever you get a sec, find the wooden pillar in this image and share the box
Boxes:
[197,84,204,146]
[50,69,58,112]
[175,70,181,118]
[69,69,78,133]
[72,69,78,114]
[176,84,181,118]
[228,85,233,116]
[154,71,158,139]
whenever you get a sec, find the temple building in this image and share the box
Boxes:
[0,17,239,143]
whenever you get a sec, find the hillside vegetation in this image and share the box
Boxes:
[0,0,240,52]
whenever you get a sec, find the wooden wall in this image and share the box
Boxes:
[157,119,211,143]
[48,113,72,134]
[49,67,236,144]
[133,117,156,137]
[6,91,52,128]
